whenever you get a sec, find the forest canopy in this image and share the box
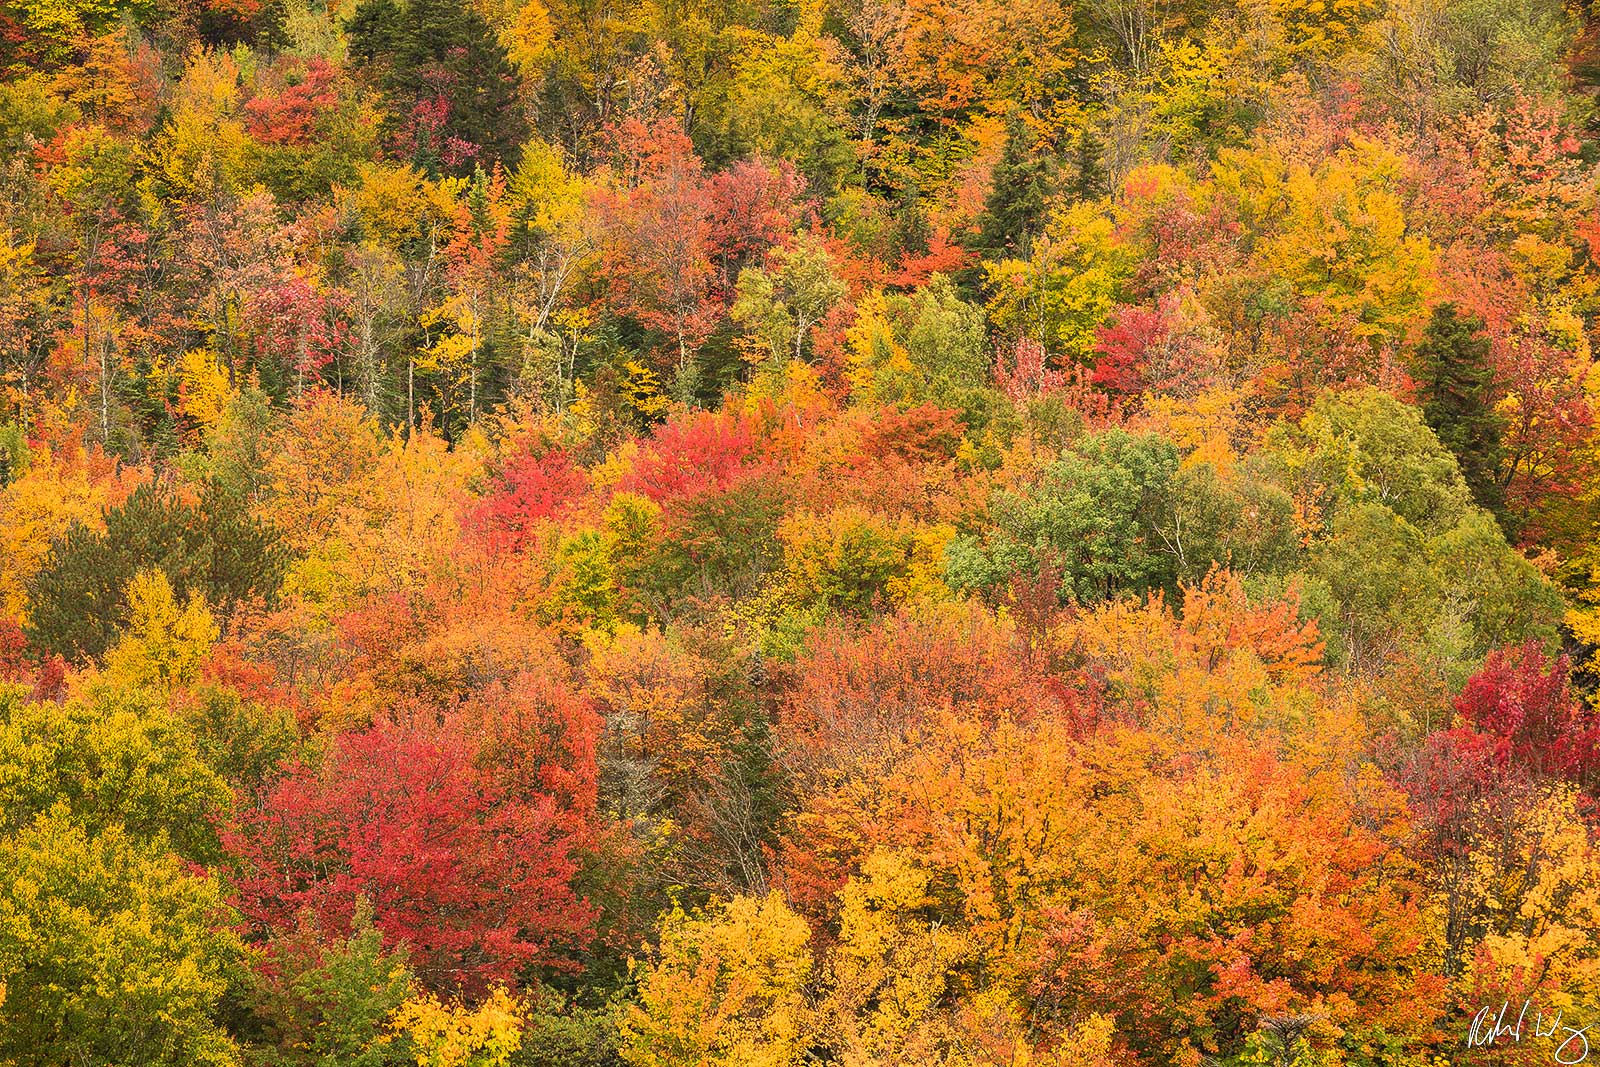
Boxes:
[5,0,1600,1063]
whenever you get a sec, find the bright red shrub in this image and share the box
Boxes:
[1452,641,1600,787]
[465,448,588,552]
[0,618,26,681]
[226,723,597,995]
[618,410,760,503]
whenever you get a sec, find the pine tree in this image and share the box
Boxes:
[1412,303,1506,520]
[24,482,286,663]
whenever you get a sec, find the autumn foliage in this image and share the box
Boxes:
[10,1,1600,1065]
[227,722,597,994]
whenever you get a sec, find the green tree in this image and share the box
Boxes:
[1258,386,1473,535]
[945,429,1180,601]
[25,481,285,663]
[976,113,1053,257]
[0,423,26,487]
[1310,501,1440,668]
[0,810,241,1067]
[1164,461,1299,583]
[1426,508,1564,654]
[514,991,620,1067]
[1261,387,1561,670]
[899,275,990,397]
[241,902,415,1067]
[657,480,787,607]
[1412,303,1505,519]
[183,682,300,794]
[349,0,529,175]
[731,233,847,364]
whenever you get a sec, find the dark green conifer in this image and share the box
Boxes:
[1412,303,1506,520]
[977,114,1054,258]
[350,0,529,176]
[25,482,286,663]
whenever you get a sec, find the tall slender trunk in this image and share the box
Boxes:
[468,290,480,424]
[99,334,111,444]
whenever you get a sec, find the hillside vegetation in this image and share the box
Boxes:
[4,0,1600,1063]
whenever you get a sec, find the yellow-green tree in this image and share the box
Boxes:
[619,891,813,1067]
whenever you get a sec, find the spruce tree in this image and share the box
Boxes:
[977,114,1054,258]
[1064,124,1106,204]
[1412,303,1505,519]
[350,0,529,176]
